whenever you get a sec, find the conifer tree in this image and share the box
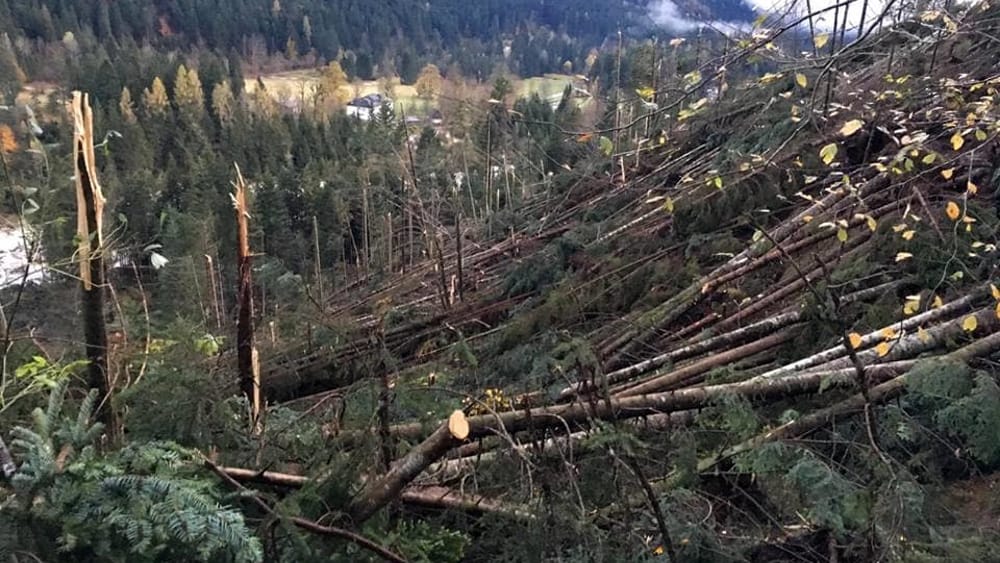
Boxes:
[141,76,169,116]
[174,64,204,117]
[0,32,24,103]
[211,80,236,125]
[118,86,137,124]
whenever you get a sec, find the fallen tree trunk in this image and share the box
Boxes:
[423,411,699,482]
[216,465,533,519]
[346,363,904,523]
[699,329,1000,472]
[751,290,983,381]
[612,329,797,397]
[562,313,802,399]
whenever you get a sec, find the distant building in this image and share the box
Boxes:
[345,93,393,121]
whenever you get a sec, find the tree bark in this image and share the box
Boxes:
[233,165,261,430]
[613,329,796,397]
[347,364,902,523]
[70,92,111,429]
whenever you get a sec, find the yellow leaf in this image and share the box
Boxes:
[653,546,665,555]
[921,153,937,164]
[951,131,965,151]
[932,294,944,308]
[837,228,848,242]
[448,410,470,440]
[820,143,839,165]
[663,197,675,213]
[802,214,814,223]
[840,119,864,137]
[996,301,1000,320]
[967,181,978,195]
[917,326,930,343]
[902,230,915,240]
[946,201,961,221]
[875,342,891,357]
[866,216,877,232]
[976,129,988,141]
[941,168,954,179]
[814,33,830,49]
[881,327,899,340]
[903,296,920,315]
[848,332,863,349]
[962,315,978,333]
[796,73,808,88]
[895,252,913,262]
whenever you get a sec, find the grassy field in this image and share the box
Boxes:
[245,70,580,115]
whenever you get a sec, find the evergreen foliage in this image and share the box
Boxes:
[1,381,263,562]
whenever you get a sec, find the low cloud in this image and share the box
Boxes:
[648,0,702,32]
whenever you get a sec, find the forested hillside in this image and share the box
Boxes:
[0,0,756,85]
[1,0,1000,561]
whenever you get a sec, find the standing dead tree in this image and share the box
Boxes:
[233,164,261,430]
[70,91,112,429]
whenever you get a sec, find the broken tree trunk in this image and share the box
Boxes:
[233,165,261,430]
[70,91,111,428]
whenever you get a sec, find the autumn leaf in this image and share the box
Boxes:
[837,228,848,242]
[875,342,891,357]
[866,216,877,232]
[993,284,1000,300]
[951,131,965,151]
[976,129,988,141]
[881,327,899,340]
[945,201,961,221]
[820,143,839,165]
[921,153,937,164]
[903,295,921,315]
[848,332,863,349]
[902,230,915,240]
[932,294,944,308]
[796,73,808,88]
[941,168,954,179]
[814,33,830,49]
[967,181,978,195]
[962,315,978,333]
[996,301,1000,320]
[895,252,913,262]
[840,119,864,137]
[0,125,16,154]
[663,197,675,213]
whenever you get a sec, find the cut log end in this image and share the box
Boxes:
[448,410,469,440]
